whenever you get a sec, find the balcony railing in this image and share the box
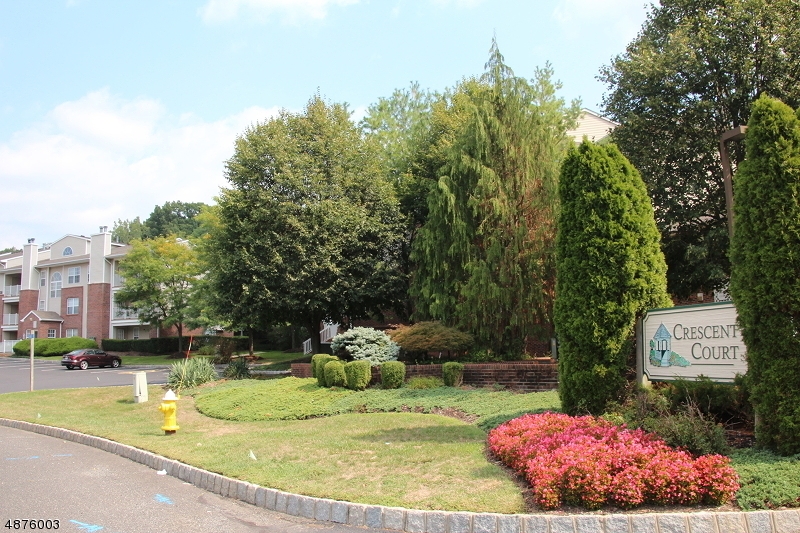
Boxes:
[2,313,19,326]
[1,340,18,353]
[2,285,20,297]
[113,307,139,320]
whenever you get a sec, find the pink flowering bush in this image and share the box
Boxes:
[487,412,739,510]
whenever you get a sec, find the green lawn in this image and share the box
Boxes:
[0,382,535,513]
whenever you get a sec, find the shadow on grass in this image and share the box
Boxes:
[477,408,558,431]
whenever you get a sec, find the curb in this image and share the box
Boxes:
[1,418,798,533]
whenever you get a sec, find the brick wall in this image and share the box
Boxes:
[17,289,38,339]
[61,286,83,334]
[87,283,110,341]
[291,361,558,392]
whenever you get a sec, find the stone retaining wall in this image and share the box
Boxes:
[2,418,798,533]
[290,361,558,392]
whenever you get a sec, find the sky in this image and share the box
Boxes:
[0,0,652,250]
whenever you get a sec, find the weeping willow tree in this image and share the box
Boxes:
[411,39,580,354]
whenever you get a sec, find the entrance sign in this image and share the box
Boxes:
[641,302,746,383]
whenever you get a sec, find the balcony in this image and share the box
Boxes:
[113,274,125,287]
[2,313,19,326]
[2,285,20,298]
[113,307,139,320]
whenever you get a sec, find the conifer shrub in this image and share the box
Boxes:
[555,140,671,415]
[380,361,406,389]
[344,360,371,391]
[331,327,399,366]
[730,95,800,455]
[442,361,465,387]
[311,354,339,385]
[323,360,347,388]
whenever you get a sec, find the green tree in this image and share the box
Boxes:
[208,95,405,353]
[361,82,440,319]
[600,0,800,298]
[411,39,580,354]
[144,201,208,239]
[730,95,800,454]
[115,236,201,353]
[0,247,21,255]
[555,140,671,415]
[111,217,146,244]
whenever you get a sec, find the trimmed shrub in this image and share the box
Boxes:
[488,412,739,510]
[13,337,98,357]
[331,327,399,366]
[223,359,251,380]
[167,357,218,392]
[389,322,474,354]
[406,376,444,389]
[730,95,800,454]
[311,354,339,386]
[442,362,465,387]
[555,140,671,415]
[344,360,371,391]
[380,361,406,389]
[324,360,347,388]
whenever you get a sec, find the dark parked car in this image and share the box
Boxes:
[61,349,122,370]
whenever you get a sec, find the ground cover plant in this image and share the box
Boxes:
[488,412,739,510]
[192,377,560,430]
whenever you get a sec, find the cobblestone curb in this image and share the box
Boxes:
[2,418,798,533]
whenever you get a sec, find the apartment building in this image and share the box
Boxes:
[0,227,154,353]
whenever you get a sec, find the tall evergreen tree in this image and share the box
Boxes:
[555,140,671,415]
[730,95,800,454]
[411,39,579,354]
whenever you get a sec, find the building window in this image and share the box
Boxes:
[40,272,46,287]
[133,327,140,340]
[38,300,45,310]
[47,329,56,339]
[68,266,81,284]
[50,272,62,297]
[67,297,79,315]
[115,329,125,340]
[66,328,79,338]
[63,246,73,256]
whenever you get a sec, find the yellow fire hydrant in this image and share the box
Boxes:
[158,389,180,435]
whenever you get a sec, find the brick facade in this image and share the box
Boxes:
[61,286,83,334]
[291,361,559,392]
[17,289,38,339]
[87,283,110,341]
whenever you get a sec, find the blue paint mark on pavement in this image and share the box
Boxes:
[154,493,174,505]
[69,520,104,532]
[5,456,39,460]
[53,453,73,457]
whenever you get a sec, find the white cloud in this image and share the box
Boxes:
[0,89,280,249]
[553,0,650,44]
[199,0,359,23]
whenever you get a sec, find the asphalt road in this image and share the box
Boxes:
[0,426,390,533]
[0,357,168,394]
